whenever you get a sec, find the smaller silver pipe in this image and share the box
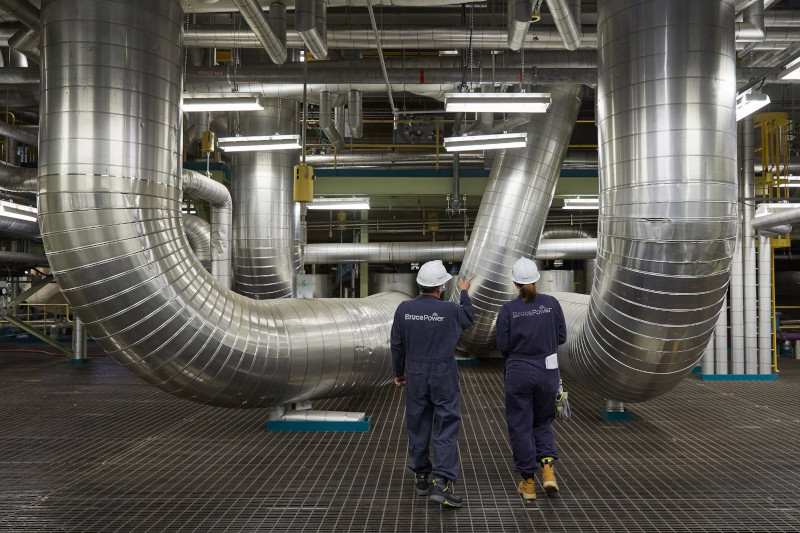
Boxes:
[507,0,532,51]
[296,0,328,60]
[348,90,363,138]
[182,169,232,288]
[736,0,766,41]
[702,332,715,375]
[182,213,212,271]
[0,121,37,146]
[72,316,87,365]
[743,117,758,377]
[605,399,625,412]
[0,161,37,192]
[0,251,47,265]
[319,91,346,151]
[269,1,287,50]
[273,409,366,422]
[547,0,583,51]
[232,0,287,64]
[714,293,729,375]
[752,206,800,231]
[757,224,792,237]
[334,104,346,137]
[0,0,39,27]
[8,27,40,65]
[757,233,772,374]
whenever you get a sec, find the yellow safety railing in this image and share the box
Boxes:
[1,303,72,337]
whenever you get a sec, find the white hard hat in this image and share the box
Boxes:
[416,260,453,287]
[511,257,540,284]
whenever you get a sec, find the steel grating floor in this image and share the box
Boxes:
[1,341,799,532]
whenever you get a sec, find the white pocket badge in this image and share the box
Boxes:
[545,353,559,370]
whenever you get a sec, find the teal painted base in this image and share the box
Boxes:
[71,359,86,365]
[267,415,371,432]
[697,373,778,381]
[691,365,702,374]
[603,409,631,421]
[456,358,479,367]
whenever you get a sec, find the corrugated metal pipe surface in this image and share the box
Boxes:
[0,161,37,192]
[556,0,738,403]
[547,0,583,50]
[454,85,584,355]
[296,0,327,60]
[182,214,212,271]
[319,91,346,151]
[38,0,407,408]
[507,0,532,51]
[232,100,301,299]
[232,0,287,64]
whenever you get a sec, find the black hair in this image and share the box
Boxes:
[418,284,440,294]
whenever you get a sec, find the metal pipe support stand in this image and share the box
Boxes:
[602,399,631,421]
[266,401,371,432]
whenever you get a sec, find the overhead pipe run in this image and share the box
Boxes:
[0,162,37,192]
[556,0,738,403]
[303,238,597,264]
[508,0,532,51]
[454,84,584,355]
[232,0,287,64]
[547,0,583,50]
[319,91,346,152]
[0,121,38,146]
[736,0,766,41]
[39,0,407,408]
[348,90,363,139]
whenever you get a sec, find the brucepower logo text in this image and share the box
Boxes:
[405,312,446,322]
[512,305,552,319]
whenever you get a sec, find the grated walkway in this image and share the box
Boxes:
[0,341,798,532]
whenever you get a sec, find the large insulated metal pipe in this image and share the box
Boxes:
[742,117,758,374]
[454,85,584,355]
[304,238,597,264]
[348,90,363,139]
[715,294,730,374]
[757,233,772,374]
[556,0,738,402]
[319,91,345,152]
[182,214,212,271]
[508,0,532,51]
[232,0,287,64]
[232,99,301,299]
[296,0,327,60]
[547,0,583,51]
[38,0,407,408]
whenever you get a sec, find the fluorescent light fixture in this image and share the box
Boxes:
[182,96,264,112]
[444,92,551,113]
[736,90,770,121]
[0,200,37,222]
[563,197,599,210]
[443,132,528,152]
[780,57,800,81]
[217,134,302,152]
[306,197,371,210]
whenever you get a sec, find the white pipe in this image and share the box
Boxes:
[715,293,729,375]
[757,233,772,374]
[742,117,758,374]
[702,332,715,375]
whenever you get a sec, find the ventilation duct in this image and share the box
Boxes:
[508,0,532,51]
[0,162,37,193]
[736,0,766,41]
[454,84,584,355]
[38,0,407,408]
[556,0,738,403]
[0,121,38,146]
[232,0,287,64]
[547,0,583,50]
[183,214,212,271]
[296,0,327,60]
[319,91,346,152]
[232,99,301,299]
[347,90,363,139]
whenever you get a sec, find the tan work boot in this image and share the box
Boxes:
[540,458,559,494]
[517,477,536,500]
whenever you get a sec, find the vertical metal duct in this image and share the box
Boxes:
[454,85,584,355]
[269,1,286,51]
[557,0,738,402]
[729,127,745,374]
[547,0,583,51]
[182,168,232,288]
[715,294,729,374]
[182,213,212,271]
[232,0,287,65]
[757,233,772,374]
[296,0,327,60]
[232,99,300,299]
[508,0,532,51]
[38,0,407,408]
[347,90,363,139]
[319,91,345,152]
[742,116,758,372]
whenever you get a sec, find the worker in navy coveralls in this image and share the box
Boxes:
[496,257,566,500]
[391,260,474,508]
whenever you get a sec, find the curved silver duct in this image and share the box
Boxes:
[38,0,408,408]
[232,99,301,299]
[547,0,583,50]
[296,0,327,60]
[736,0,766,41]
[558,0,738,403]
[0,161,36,192]
[0,120,37,146]
[752,204,800,232]
[8,26,40,64]
[232,0,287,64]
[454,85,584,355]
[182,168,232,288]
[347,90,363,139]
[304,238,597,264]
[269,1,287,51]
[508,0,532,51]
[182,213,212,271]
[541,225,595,239]
[319,91,345,152]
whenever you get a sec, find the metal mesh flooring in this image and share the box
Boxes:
[1,342,799,532]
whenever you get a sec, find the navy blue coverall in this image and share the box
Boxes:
[496,293,567,476]
[391,290,474,482]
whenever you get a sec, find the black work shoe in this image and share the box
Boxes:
[415,473,430,496]
[429,476,463,508]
